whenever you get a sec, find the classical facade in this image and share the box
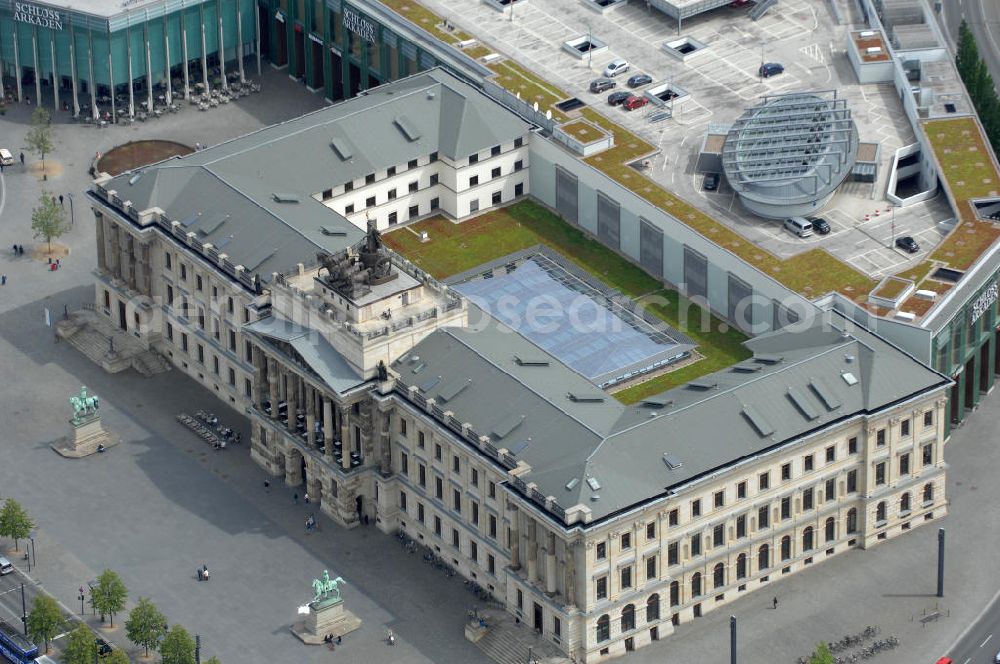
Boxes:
[87,68,952,663]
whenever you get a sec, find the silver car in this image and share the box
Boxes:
[0,556,14,575]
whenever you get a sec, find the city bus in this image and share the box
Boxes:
[0,620,38,664]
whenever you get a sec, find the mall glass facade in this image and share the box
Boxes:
[0,0,258,118]
[257,0,470,101]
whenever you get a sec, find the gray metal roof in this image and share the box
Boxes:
[396,312,949,526]
[98,68,530,282]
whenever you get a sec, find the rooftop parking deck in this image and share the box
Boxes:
[376,0,1000,322]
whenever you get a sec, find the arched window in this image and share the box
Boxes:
[669,580,680,607]
[647,594,660,622]
[900,492,911,513]
[691,572,702,597]
[758,543,770,570]
[596,614,610,642]
[876,501,886,523]
[781,535,792,561]
[802,526,814,552]
[923,482,934,503]
[736,553,747,580]
[847,508,858,534]
[621,604,635,632]
[825,517,836,542]
[713,562,725,588]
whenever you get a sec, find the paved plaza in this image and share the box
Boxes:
[0,54,998,664]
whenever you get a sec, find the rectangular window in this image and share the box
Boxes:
[387,166,397,177]
[244,378,252,398]
[245,340,253,362]
[899,453,910,476]
[847,469,857,493]
[408,180,419,193]
[825,478,835,502]
[471,468,479,487]
[228,368,235,386]
[181,334,188,352]
[418,464,426,488]
[758,505,769,529]
[435,444,442,460]
[737,481,747,499]
[469,175,479,187]
[714,491,725,508]
[229,329,236,352]
[468,154,479,165]
[488,554,496,575]
[400,418,407,436]
[166,285,174,306]
[491,191,502,206]
[621,532,631,550]
[196,275,203,291]
[781,497,791,520]
[901,419,910,437]
[491,166,501,179]
[344,181,354,193]
[400,451,408,475]
[646,555,656,580]
[804,455,814,472]
[514,137,524,148]
[826,446,836,463]
[596,576,607,600]
[691,499,701,518]
[453,489,461,513]
[408,159,418,169]
[165,252,172,270]
[736,514,746,538]
[197,345,204,364]
[365,173,376,185]
[802,487,814,511]
[399,491,407,510]
[430,197,440,210]
[646,522,656,540]
[212,356,219,374]
[875,462,886,486]
[668,509,678,527]
[514,159,524,171]
[180,264,187,280]
[712,524,723,547]
[491,145,501,157]
[470,541,478,562]
[923,410,934,427]
[488,481,496,499]
[923,443,934,466]
[409,204,419,219]
[621,566,632,589]
[782,463,792,481]
[434,516,441,536]
[471,502,479,525]
[452,529,460,547]
[515,182,524,197]
[759,471,770,490]
[429,173,439,186]
[417,503,424,523]
[596,542,607,560]
[365,196,376,208]
[452,456,460,474]
[848,436,858,454]
[418,432,425,449]
[876,428,886,447]
[488,514,497,539]
[387,188,397,201]
[430,152,438,162]
[667,542,678,566]
[166,323,174,341]
[435,477,443,499]
[690,534,702,556]
[345,204,355,214]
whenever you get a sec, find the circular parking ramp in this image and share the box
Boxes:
[722,91,858,219]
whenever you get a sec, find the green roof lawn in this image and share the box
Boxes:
[487,60,570,123]
[383,200,750,401]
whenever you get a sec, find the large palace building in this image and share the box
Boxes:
[87,68,951,662]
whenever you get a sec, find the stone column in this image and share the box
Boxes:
[95,218,107,271]
[236,2,246,82]
[181,15,190,98]
[340,411,351,471]
[50,40,59,112]
[379,409,391,475]
[268,359,280,418]
[545,531,557,595]
[526,519,538,583]
[200,5,210,93]
[286,373,298,434]
[564,543,577,606]
[12,28,22,102]
[323,398,334,460]
[509,504,521,570]
[31,31,40,109]
[305,385,316,448]
[69,38,79,117]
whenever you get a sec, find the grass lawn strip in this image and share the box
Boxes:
[377,0,474,44]
[872,276,910,300]
[560,120,608,145]
[486,60,570,123]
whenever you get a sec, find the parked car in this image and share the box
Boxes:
[623,95,649,111]
[590,77,616,93]
[95,638,114,656]
[0,149,13,167]
[896,236,920,253]
[703,173,720,191]
[627,73,653,88]
[759,62,785,78]
[934,659,952,664]
[807,216,830,234]
[603,58,630,78]
[0,557,13,575]
[607,91,631,106]
[783,217,813,238]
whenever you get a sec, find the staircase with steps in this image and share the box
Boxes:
[472,612,571,664]
[59,309,171,376]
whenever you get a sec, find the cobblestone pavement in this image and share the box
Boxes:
[0,59,998,664]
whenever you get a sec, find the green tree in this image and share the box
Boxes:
[92,569,128,627]
[24,106,53,171]
[105,648,132,664]
[125,597,167,656]
[26,595,64,653]
[956,21,979,81]
[30,191,68,253]
[809,642,835,664]
[159,625,196,664]
[60,624,98,664]
[204,657,221,664]
[0,498,34,551]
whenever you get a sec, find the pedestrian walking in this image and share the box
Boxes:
[51,195,56,206]
[59,194,64,206]
[772,596,778,609]
[18,245,24,256]
[264,479,270,492]
[1,275,6,286]
[293,492,299,505]
[304,492,310,504]
[11,245,16,255]
[19,152,24,165]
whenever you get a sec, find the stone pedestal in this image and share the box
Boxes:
[291,597,361,645]
[51,415,120,458]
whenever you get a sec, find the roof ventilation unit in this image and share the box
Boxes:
[586,477,601,491]
[662,453,683,470]
[565,478,580,491]
[568,393,605,403]
[841,371,859,386]
[271,193,300,203]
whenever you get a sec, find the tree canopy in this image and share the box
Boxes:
[30,191,69,252]
[60,624,98,664]
[160,624,197,664]
[809,642,835,664]
[125,597,167,656]
[26,595,64,653]
[956,21,1000,154]
[24,107,54,170]
[0,498,34,550]
[92,569,128,627]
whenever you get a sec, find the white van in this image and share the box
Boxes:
[783,217,813,238]
[0,149,13,167]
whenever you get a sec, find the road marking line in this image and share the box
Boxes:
[980,634,992,648]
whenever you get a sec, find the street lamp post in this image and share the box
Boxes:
[588,23,594,69]
[937,527,945,598]
[79,587,86,615]
[67,192,75,227]
[20,584,27,636]
[28,535,35,569]
[730,615,737,664]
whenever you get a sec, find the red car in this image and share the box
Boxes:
[623,95,649,111]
